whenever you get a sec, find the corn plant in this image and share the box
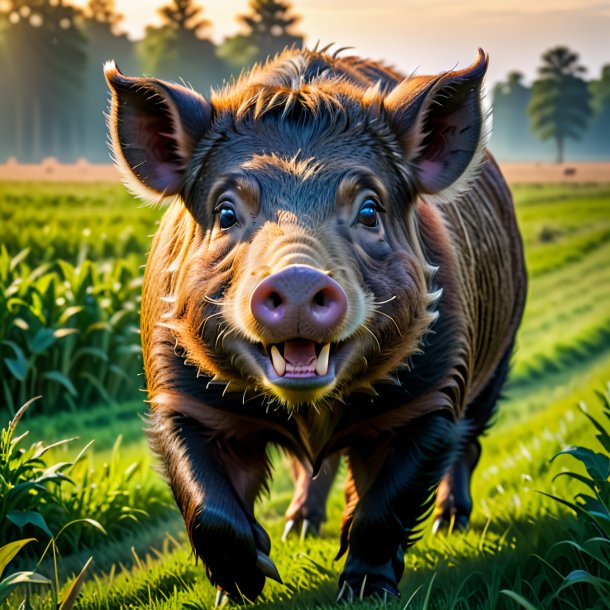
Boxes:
[1,247,143,415]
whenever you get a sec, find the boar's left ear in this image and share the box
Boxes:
[384,49,489,202]
[104,61,212,200]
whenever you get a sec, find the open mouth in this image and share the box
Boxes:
[268,339,331,378]
[250,338,342,398]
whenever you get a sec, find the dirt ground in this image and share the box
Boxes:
[0,158,609,185]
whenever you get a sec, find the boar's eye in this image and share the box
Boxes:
[215,202,239,230]
[357,198,384,228]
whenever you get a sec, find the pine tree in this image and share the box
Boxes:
[220,0,303,71]
[586,65,610,158]
[137,0,226,93]
[528,46,592,163]
[158,0,209,35]
[86,0,122,29]
[491,72,535,160]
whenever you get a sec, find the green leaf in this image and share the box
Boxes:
[7,511,54,539]
[0,571,51,603]
[555,569,607,594]
[500,590,542,610]
[552,446,610,482]
[72,346,109,363]
[27,327,56,354]
[552,471,601,495]
[41,371,78,397]
[0,539,36,579]
[3,357,28,382]
[580,402,610,453]
[79,372,114,403]
[59,557,92,610]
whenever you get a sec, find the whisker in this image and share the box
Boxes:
[360,323,382,352]
[373,308,402,336]
[215,323,229,349]
[199,311,224,334]
[204,294,230,305]
[372,295,397,306]
[221,327,237,349]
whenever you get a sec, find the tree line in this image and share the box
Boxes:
[0,0,303,162]
[0,2,608,163]
[492,46,610,162]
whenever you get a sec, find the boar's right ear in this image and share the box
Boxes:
[384,50,489,204]
[104,61,212,200]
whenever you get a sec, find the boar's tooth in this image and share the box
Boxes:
[270,345,286,376]
[316,343,330,376]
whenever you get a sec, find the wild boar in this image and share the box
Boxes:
[105,46,526,603]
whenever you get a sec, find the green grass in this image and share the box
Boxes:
[2,181,610,608]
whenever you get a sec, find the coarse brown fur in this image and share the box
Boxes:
[105,46,526,601]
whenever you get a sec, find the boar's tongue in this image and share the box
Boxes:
[283,339,317,377]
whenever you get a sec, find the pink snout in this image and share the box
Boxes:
[250,265,347,341]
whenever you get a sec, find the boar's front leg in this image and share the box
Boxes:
[150,411,278,602]
[338,414,467,601]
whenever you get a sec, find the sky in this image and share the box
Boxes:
[70,0,610,87]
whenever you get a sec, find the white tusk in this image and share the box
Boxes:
[271,345,286,376]
[315,343,330,376]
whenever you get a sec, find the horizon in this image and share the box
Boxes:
[69,0,610,87]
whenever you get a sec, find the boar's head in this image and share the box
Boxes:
[105,49,488,409]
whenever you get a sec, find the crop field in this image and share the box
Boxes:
[1,181,610,609]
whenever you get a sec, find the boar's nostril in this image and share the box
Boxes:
[267,291,283,310]
[313,290,326,307]
[309,282,347,329]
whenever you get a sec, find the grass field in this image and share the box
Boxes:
[2,182,610,609]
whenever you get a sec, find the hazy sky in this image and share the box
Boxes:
[72,0,610,86]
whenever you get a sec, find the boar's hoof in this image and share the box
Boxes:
[337,575,400,603]
[432,513,470,535]
[193,518,275,601]
[212,552,281,603]
[255,550,283,584]
[281,518,320,542]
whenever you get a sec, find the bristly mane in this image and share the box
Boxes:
[210,47,403,123]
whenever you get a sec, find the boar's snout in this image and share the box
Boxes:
[250,265,347,342]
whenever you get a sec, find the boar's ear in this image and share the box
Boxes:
[384,49,489,202]
[104,61,212,200]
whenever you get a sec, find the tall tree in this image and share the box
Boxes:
[86,0,122,29]
[0,0,88,162]
[219,0,303,71]
[582,64,610,159]
[528,46,592,163]
[137,0,227,94]
[491,72,535,160]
